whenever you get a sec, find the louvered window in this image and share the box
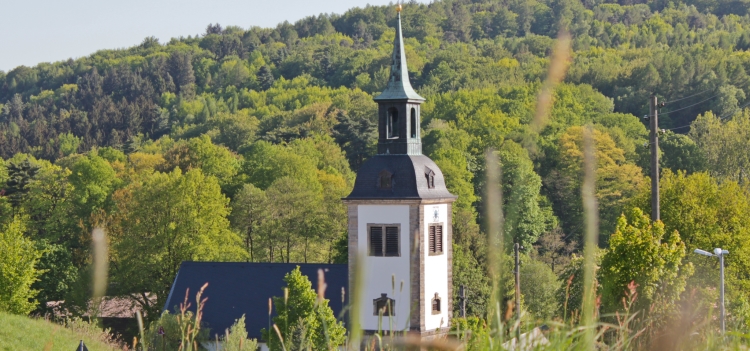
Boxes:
[385,226,399,256]
[429,224,443,255]
[369,226,383,256]
[369,225,400,257]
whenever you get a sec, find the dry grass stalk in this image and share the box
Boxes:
[531,29,572,133]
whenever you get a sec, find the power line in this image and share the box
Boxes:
[661,100,750,131]
[664,89,713,104]
[719,100,750,120]
[658,93,721,116]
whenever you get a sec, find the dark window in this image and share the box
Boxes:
[369,225,400,257]
[374,293,395,316]
[429,224,443,255]
[431,293,441,314]
[425,168,435,189]
[379,170,392,189]
[410,108,417,138]
[387,107,399,138]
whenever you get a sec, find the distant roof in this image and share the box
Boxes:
[345,154,456,200]
[163,262,348,340]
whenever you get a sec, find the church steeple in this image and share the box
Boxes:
[374,9,424,102]
[374,7,424,155]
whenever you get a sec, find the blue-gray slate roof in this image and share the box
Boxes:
[346,154,455,200]
[163,262,348,340]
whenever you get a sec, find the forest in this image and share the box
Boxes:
[1,0,750,348]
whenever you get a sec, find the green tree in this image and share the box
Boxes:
[161,135,241,191]
[110,168,245,317]
[230,184,268,262]
[550,126,645,244]
[689,110,750,183]
[520,257,559,321]
[634,170,750,328]
[224,315,259,351]
[452,243,491,317]
[660,131,706,174]
[498,141,556,249]
[0,216,43,315]
[261,267,346,351]
[599,208,692,319]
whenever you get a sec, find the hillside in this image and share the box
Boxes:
[0,312,117,351]
[1,0,750,343]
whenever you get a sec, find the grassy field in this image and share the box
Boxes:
[0,312,118,351]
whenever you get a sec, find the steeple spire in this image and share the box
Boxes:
[374,9,424,102]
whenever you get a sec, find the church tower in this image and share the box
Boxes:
[343,6,457,340]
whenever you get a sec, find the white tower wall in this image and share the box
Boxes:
[423,203,449,330]
[356,204,412,331]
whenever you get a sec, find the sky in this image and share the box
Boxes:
[1,0,429,72]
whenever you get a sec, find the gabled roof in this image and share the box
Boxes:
[163,262,348,340]
[373,11,425,102]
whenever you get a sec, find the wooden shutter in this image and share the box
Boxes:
[429,225,436,253]
[385,226,399,256]
[435,225,443,253]
[370,226,383,256]
[432,298,440,312]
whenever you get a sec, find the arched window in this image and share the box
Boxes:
[387,107,399,139]
[410,108,417,139]
[379,169,393,189]
[431,293,441,314]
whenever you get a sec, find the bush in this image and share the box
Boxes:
[520,257,559,321]
[0,216,43,315]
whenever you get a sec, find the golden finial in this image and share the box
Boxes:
[396,3,402,12]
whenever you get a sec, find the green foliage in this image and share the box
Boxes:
[600,208,692,319]
[261,267,346,351]
[557,252,602,322]
[0,311,118,351]
[450,317,489,351]
[690,110,750,183]
[0,216,43,315]
[498,141,555,249]
[550,126,645,244]
[223,315,258,351]
[453,243,491,317]
[145,310,210,351]
[519,257,559,321]
[635,170,750,329]
[109,169,245,317]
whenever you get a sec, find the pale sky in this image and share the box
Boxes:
[1,0,429,72]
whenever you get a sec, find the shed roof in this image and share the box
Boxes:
[163,262,348,340]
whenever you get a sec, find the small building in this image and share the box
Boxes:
[163,262,348,344]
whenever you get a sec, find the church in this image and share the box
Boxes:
[165,6,457,345]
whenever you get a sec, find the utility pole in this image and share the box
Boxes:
[649,94,660,221]
[720,250,726,334]
[514,243,521,338]
[460,285,466,318]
